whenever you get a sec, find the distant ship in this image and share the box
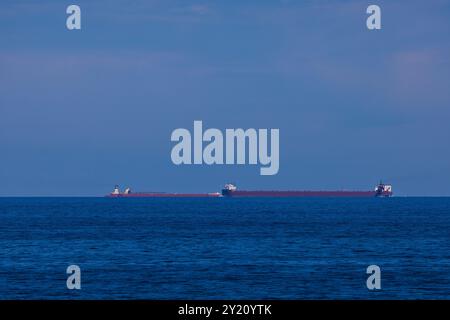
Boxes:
[106,185,221,198]
[106,182,393,198]
[220,182,392,197]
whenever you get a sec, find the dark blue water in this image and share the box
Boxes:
[1,197,450,299]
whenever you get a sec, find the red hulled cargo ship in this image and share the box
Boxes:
[106,182,393,198]
[106,186,221,198]
[220,183,392,197]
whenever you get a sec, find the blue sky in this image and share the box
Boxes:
[1,0,450,196]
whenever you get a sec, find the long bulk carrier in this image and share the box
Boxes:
[220,183,392,197]
[106,186,221,198]
[106,182,393,198]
